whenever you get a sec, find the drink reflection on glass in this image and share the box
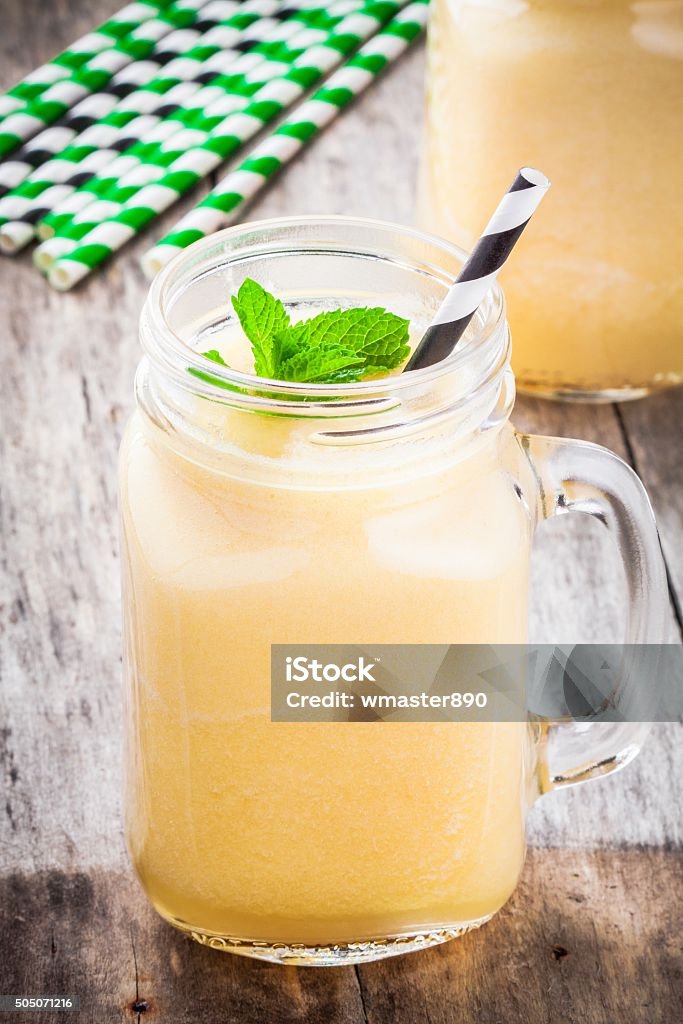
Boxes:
[420,0,683,399]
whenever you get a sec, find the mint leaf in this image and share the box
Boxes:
[231,278,290,378]
[348,308,411,369]
[281,307,408,366]
[278,340,364,383]
[195,278,412,388]
[189,348,240,391]
[203,349,228,366]
[278,307,410,382]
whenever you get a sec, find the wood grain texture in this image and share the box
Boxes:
[0,1,682,1019]
[617,391,683,614]
[0,851,680,1024]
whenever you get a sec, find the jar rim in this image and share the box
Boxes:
[140,215,508,411]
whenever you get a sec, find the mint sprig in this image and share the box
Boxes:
[196,278,410,386]
[231,278,289,378]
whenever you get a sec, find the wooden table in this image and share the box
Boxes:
[1,2,681,1021]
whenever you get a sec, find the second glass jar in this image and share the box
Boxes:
[419,0,683,400]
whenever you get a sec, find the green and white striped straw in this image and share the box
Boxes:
[32,12,343,248]
[44,1,407,289]
[11,1,351,246]
[0,0,210,158]
[0,1,175,121]
[31,66,259,265]
[0,0,302,250]
[144,0,427,274]
[34,35,337,247]
[0,0,252,198]
[30,21,339,267]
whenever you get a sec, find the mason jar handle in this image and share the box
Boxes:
[523,434,668,793]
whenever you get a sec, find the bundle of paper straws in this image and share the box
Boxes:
[0,0,427,290]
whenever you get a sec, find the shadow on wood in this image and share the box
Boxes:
[0,850,681,1024]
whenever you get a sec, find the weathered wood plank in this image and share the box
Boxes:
[0,0,122,77]
[356,849,683,1024]
[0,869,367,1024]
[0,851,680,1024]
[617,390,683,625]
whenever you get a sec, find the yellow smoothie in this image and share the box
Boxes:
[120,325,534,946]
[420,0,683,396]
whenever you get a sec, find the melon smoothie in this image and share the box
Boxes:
[121,413,531,946]
[120,218,667,964]
[420,0,683,398]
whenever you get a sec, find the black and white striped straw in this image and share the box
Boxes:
[404,166,550,372]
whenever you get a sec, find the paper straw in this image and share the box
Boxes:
[32,13,345,248]
[45,1,407,290]
[30,31,328,265]
[0,0,327,201]
[0,1,175,121]
[0,122,109,198]
[14,2,351,247]
[0,0,210,159]
[0,0,248,199]
[404,167,551,372]
[0,0,302,249]
[142,0,428,274]
[0,221,34,255]
[30,67,260,265]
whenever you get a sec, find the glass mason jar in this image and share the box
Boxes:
[120,217,666,966]
[419,0,683,400]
